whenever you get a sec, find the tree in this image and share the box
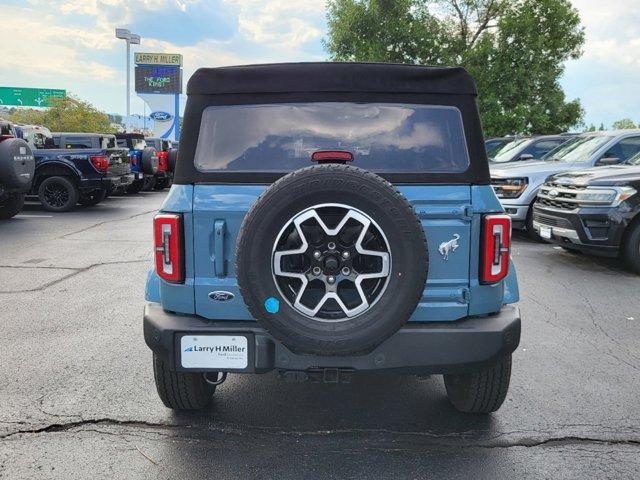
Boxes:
[8,108,45,126]
[9,94,114,133]
[108,113,123,125]
[325,0,585,136]
[612,118,637,130]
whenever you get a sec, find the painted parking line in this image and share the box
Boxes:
[14,214,54,218]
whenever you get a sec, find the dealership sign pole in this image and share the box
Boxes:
[134,52,182,141]
[115,29,141,132]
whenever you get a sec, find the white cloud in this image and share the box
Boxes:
[224,0,325,49]
[571,0,640,67]
[0,7,117,82]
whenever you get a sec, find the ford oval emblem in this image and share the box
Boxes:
[209,291,235,302]
[548,189,559,198]
[150,111,173,121]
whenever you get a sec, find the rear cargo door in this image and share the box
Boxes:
[192,184,471,322]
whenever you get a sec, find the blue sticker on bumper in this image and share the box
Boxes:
[264,297,280,314]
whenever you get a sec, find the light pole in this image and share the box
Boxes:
[115,28,141,132]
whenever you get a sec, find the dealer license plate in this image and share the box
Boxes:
[539,225,552,239]
[180,335,248,369]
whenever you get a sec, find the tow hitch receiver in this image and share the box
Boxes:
[279,368,354,384]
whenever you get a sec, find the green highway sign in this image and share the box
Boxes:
[0,87,66,107]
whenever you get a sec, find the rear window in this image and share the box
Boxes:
[194,102,470,173]
[101,136,116,149]
[62,136,93,149]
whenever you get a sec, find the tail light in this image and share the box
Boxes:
[154,214,184,283]
[311,150,354,163]
[157,151,168,172]
[481,214,511,284]
[90,155,109,173]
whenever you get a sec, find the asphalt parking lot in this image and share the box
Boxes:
[1,192,639,479]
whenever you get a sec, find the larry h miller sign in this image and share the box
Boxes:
[134,52,182,141]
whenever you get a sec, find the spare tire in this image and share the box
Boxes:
[0,138,35,191]
[236,164,428,356]
[141,147,159,175]
[167,148,178,172]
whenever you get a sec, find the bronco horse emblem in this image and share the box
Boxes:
[438,234,461,261]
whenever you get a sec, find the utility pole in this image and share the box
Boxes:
[115,28,141,132]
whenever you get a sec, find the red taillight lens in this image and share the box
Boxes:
[90,155,109,173]
[154,214,184,283]
[311,150,354,163]
[481,214,511,284]
[157,151,168,172]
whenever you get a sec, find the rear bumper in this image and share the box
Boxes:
[79,174,134,191]
[143,303,521,375]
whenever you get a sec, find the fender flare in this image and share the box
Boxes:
[33,159,81,191]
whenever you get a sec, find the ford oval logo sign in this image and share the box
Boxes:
[548,189,559,198]
[150,111,172,121]
[209,291,235,302]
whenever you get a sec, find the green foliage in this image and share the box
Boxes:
[9,94,114,133]
[325,0,585,136]
[611,118,638,130]
[8,108,45,126]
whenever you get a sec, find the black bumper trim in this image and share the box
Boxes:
[532,204,623,257]
[144,303,521,375]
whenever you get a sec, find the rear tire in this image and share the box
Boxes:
[152,354,216,410]
[0,193,25,219]
[443,355,512,414]
[622,222,640,275]
[126,180,144,194]
[142,176,156,191]
[38,176,79,212]
[154,177,171,190]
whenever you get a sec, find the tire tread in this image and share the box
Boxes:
[444,355,512,414]
[152,354,214,410]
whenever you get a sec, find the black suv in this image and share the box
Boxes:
[0,120,35,219]
[533,153,640,273]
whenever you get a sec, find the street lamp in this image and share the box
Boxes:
[115,28,141,131]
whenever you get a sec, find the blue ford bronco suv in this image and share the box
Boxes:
[144,63,521,414]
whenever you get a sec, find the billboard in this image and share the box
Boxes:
[0,87,66,107]
[134,52,182,66]
[135,65,182,94]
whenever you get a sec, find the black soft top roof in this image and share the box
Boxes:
[53,132,111,137]
[116,133,144,139]
[187,62,477,96]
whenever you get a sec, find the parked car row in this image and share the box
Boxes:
[0,120,178,218]
[488,130,640,273]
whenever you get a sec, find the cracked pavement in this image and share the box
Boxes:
[1,192,639,479]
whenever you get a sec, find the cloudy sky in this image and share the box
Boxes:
[1,0,638,128]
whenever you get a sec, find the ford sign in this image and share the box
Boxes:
[150,111,173,121]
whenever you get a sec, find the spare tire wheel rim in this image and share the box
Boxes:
[272,203,391,322]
